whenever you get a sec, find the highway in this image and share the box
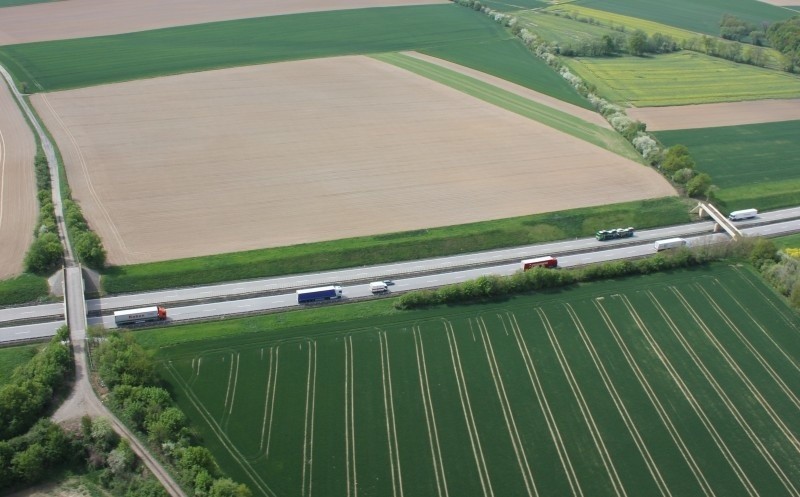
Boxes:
[2,214,799,343]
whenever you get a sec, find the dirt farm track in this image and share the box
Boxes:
[32,56,674,266]
[0,76,36,279]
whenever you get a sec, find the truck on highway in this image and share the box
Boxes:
[114,306,167,325]
[596,227,634,241]
[728,208,757,221]
[296,285,343,303]
[521,256,558,270]
[370,282,389,294]
[654,237,687,251]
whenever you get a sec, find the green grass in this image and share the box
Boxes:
[516,10,622,46]
[421,35,591,109]
[572,0,794,37]
[568,51,800,106]
[0,5,538,93]
[0,343,39,384]
[0,273,51,306]
[0,0,51,6]
[373,52,626,152]
[101,197,692,294]
[774,233,800,250]
[656,120,800,211]
[151,264,800,497]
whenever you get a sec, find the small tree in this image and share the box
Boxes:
[686,173,712,197]
[661,145,696,174]
[627,30,648,55]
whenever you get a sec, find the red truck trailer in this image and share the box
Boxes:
[521,256,558,270]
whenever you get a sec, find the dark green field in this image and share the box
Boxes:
[656,120,800,210]
[155,265,800,497]
[573,0,793,36]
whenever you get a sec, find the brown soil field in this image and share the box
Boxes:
[756,0,800,5]
[32,55,674,266]
[0,78,37,279]
[628,99,800,130]
[0,0,448,45]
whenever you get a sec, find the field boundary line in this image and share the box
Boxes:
[537,308,627,497]
[712,277,800,374]
[379,331,404,497]
[445,320,494,497]
[478,315,537,496]
[670,287,800,495]
[222,353,235,429]
[507,312,583,497]
[301,340,317,497]
[163,362,277,497]
[38,93,133,261]
[565,304,671,497]
[478,316,537,497]
[641,293,758,497]
[228,353,240,417]
[593,300,714,497]
[698,282,800,417]
[412,326,448,497]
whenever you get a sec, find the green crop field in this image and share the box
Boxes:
[656,120,800,210]
[0,3,574,108]
[420,35,591,109]
[0,343,39,385]
[571,0,793,37]
[154,265,800,497]
[479,0,549,13]
[515,10,619,46]
[568,51,800,106]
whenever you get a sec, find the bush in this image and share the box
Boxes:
[24,232,63,274]
[686,173,712,198]
[662,145,696,174]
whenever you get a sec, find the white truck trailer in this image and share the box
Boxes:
[654,237,687,251]
[114,306,167,325]
[370,282,389,293]
[728,208,757,221]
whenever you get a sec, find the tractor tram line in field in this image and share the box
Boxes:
[412,326,449,497]
[301,341,317,497]
[642,294,761,497]
[537,308,628,497]
[667,289,800,495]
[474,317,537,497]
[592,299,716,497]
[506,312,584,497]
[445,321,494,497]
[692,284,800,445]
[564,304,672,497]
[378,332,404,497]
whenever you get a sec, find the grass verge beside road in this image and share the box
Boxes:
[0,273,50,306]
[0,343,39,383]
[102,197,693,294]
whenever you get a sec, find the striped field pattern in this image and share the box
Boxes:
[161,265,800,497]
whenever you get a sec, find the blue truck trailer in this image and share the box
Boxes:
[296,285,343,303]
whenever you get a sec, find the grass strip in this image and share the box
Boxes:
[102,197,692,294]
[714,179,800,212]
[372,52,638,160]
[0,273,50,306]
[0,343,39,383]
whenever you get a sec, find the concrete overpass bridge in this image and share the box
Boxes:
[695,201,743,240]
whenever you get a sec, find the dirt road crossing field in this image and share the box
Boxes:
[32,55,674,266]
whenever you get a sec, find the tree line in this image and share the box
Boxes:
[91,330,252,497]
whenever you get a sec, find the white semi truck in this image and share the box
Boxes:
[728,208,757,221]
[654,237,687,251]
[114,306,167,325]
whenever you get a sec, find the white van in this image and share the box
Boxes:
[370,282,389,293]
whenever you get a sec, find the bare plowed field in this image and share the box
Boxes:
[0,0,448,45]
[32,56,674,266]
[628,99,800,130]
[0,78,36,279]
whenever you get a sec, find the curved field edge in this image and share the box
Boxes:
[372,52,636,159]
[100,197,693,294]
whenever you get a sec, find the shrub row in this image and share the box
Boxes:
[395,239,775,309]
[63,198,106,269]
[23,150,63,274]
[92,331,251,497]
[0,327,72,440]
